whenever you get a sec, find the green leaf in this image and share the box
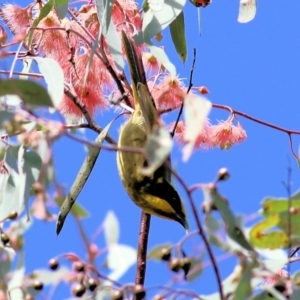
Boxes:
[0,146,25,220]
[21,147,42,219]
[28,0,54,45]
[0,249,12,282]
[186,255,204,282]
[169,11,187,62]
[233,263,252,300]
[250,215,300,249]
[210,187,253,251]
[0,79,52,107]
[0,111,14,128]
[147,243,171,260]
[54,0,69,19]
[95,0,124,71]
[261,190,300,218]
[205,214,221,232]
[135,0,186,44]
[26,57,64,108]
[251,291,271,300]
[56,119,116,235]
[250,190,300,249]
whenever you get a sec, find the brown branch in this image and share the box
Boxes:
[213,103,300,135]
[64,130,144,154]
[134,212,151,300]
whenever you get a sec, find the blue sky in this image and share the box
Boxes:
[6,0,300,298]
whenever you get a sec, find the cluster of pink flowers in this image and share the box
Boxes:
[0,1,142,119]
[172,115,247,150]
[0,1,247,150]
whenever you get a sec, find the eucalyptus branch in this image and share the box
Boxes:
[64,130,144,154]
[213,104,300,135]
[134,212,151,300]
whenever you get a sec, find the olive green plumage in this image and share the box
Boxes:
[117,31,188,230]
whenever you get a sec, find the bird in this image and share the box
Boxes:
[116,31,188,230]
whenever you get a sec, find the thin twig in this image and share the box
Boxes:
[213,104,300,135]
[171,169,224,300]
[171,48,197,137]
[65,130,144,154]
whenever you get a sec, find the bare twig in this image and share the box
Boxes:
[171,48,197,137]
[171,169,224,300]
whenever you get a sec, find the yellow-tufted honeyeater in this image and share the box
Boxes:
[116,31,188,230]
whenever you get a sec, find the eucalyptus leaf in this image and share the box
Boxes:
[233,263,252,300]
[28,0,54,45]
[0,111,15,128]
[54,0,69,19]
[0,147,25,220]
[25,57,64,108]
[147,243,171,260]
[211,188,253,251]
[169,11,187,62]
[0,79,52,107]
[56,119,116,235]
[95,0,124,71]
[135,0,186,44]
[187,255,204,282]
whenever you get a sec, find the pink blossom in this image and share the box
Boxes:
[111,0,141,34]
[0,3,32,35]
[142,53,161,76]
[171,119,211,149]
[32,10,69,60]
[265,268,289,284]
[152,75,186,111]
[209,118,247,150]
